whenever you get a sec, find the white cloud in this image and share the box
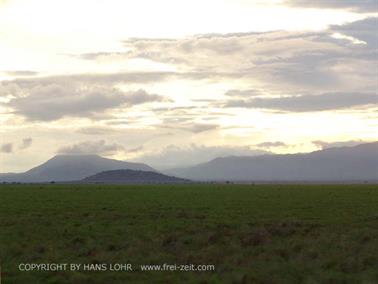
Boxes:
[331,33,367,45]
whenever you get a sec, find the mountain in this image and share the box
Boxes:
[0,155,155,183]
[81,169,191,184]
[166,142,378,182]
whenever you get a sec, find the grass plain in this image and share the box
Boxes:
[0,184,378,284]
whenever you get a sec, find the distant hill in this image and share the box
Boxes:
[166,142,378,182]
[0,155,155,183]
[81,169,191,184]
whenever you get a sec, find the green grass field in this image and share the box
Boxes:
[1,184,378,284]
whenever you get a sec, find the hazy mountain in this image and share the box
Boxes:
[81,169,190,184]
[166,142,378,182]
[0,155,155,183]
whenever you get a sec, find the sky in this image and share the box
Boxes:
[0,0,377,172]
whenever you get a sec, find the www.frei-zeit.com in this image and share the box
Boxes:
[18,263,216,272]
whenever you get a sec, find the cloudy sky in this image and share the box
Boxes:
[0,0,377,171]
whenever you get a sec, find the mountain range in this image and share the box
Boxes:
[0,155,154,183]
[166,142,378,182]
[0,142,377,183]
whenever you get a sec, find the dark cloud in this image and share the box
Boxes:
[224,92,377,112]
[254,20,377,91]
[4,84,168,121]
[57,140,146,156]
[312,140,368,149]
[330,17,378,47]
[0,138,32,154]
[125,89,171,105]
[285,0,378,12]
[76,127,120,135]
[105,120,130,126]
[57,140,125,155]
[20,138,33,149]
[186,123,219,133]
[1,143,13,153]
[263,52,341,88]
[225,89,263,97]
[127,146,144,153]
[256,141,287,148]
[160,122,219,133]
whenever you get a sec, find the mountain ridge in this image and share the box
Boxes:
[81,169,191,184]
[0,154,155,183]
[1,142,377,183]
[165,142,378,181]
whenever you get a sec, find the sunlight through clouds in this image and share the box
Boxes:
[0,0,377,172]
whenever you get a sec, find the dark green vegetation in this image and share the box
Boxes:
[1,184,378,284]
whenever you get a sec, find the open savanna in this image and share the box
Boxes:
[0,184,378,284]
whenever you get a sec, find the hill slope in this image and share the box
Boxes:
[0,155,155,183]
[166,142,378,182]
[81,169,191,184]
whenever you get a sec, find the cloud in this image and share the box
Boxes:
[77,52,128,60]
[0,72,177,90]
[225,89,263,97]
[255,141,287,148]
[124,89,171,105]
[1,143,13,153]
[330,17,378,47]
[0,138,32,154]
[161,122,219,133]
[58,18,376,99]
[5,18,376,89]
[185,123,218,133]
[117,25,376,93]
[224,92,377,112]
[76,127,120,135]
[1,18,376,126]
[4,84,168,121]
[3,71,39,77]
[57,140,125,155]
[121,32,306,76]
[312,140,368,149]
[77,32,324,81]
[285,0,378,12]
[20,138,33,149]
[132,144,269,169]
[127,146,144,153]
